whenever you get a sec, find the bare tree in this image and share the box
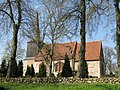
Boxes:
[0,0,33,77]
[87,0,120,77]
[76,0,90,78]
[22,0,75,77]
[114,0,120,77]
[71,0,107,77]
[86,0,109,36]
[103,46,116,74]
[95,0,120,77]
[0,0,22,77]
[1,40,25,62]
[22,11,50,76]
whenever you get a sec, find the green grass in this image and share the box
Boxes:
[0,82,120,90]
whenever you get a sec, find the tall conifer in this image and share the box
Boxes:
[61,54,72,77]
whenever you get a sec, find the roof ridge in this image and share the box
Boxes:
[57,40,101,44]
[56,41,77,44]
[86,40,102,43]
[77,40,102,44]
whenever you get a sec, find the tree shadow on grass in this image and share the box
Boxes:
[0,86,6,90]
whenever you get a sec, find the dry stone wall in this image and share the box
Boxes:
[0,77,120,84]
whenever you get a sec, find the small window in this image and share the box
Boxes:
[54,62,63,72]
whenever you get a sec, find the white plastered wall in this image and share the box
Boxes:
[75,60,101,78]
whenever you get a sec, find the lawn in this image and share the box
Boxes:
[0,82,120,90]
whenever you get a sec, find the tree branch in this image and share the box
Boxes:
[17,0,22,29]
[7,0,15,24]
[0,9,15,24]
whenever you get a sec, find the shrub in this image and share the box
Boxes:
[37,63,46,77]
[61,54,72,77]
[51,73,55,77]
[9,59,18,77]
[17,60,23,77]
[73,70,77,77]
[30,64,35,77]
[110,72,113,75]
[35,73,40,77]
[25,65,31,77]
[0,60,7,77]
[0,69,2,77]
[57,72,62,77]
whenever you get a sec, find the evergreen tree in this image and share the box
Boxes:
[38,63,46,77]
[79,60,88,78]
[61,54,72,77]
[30,64,35,77]
[25,65,31,77]
[1,60,7,77]
[8,59,17,77]
[17,60,23,77]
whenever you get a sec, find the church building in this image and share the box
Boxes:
[23,41,105,78]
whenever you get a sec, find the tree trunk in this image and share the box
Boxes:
[46,44,54,77]
[5,0,22,77]
[78,0,86,77]
[49,40,54,77]
[49,59,52,77]
[6,24,18,77]
[114,0,120,77]
[72,58,75,71]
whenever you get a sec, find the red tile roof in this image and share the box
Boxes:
[77,41,102,61]
[35,41,102,61]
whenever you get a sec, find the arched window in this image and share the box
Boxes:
[54,62,63,72]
